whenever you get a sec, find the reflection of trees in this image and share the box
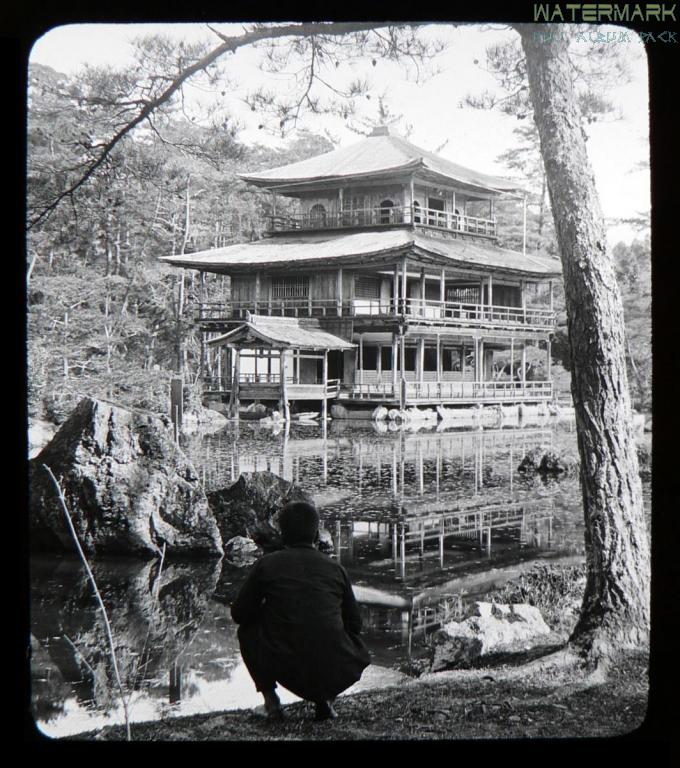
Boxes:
[30,556,221,713]
[30,634,70,724]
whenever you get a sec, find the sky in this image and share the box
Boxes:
[29,22,650,245]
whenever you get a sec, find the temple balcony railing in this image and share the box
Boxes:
[202,372,551,402]
[347,380,553,402]
[197,297,555,331]
[265,205,497,239]
[202,374,341,397]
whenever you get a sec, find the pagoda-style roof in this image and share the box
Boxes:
[162,229,562,279]
[240,126,522,196]
[208,315,355,351]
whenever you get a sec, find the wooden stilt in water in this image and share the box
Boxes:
[439,519,445,566]
[399,524,406,579]
[280,349,290,421]
[392,446,398,495]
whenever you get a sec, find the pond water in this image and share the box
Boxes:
[29,416,650,738]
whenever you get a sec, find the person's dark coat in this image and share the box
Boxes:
[231,544,371,702]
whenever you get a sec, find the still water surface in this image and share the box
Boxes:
[30,417,647,737]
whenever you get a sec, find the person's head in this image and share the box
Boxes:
[278,501,319,546]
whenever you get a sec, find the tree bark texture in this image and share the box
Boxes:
[519,25,650,655]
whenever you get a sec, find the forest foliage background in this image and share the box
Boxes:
[26,54,652,426]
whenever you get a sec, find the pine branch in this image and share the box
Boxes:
[28,21,416,230]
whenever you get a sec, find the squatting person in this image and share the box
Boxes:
[231,501,371,720]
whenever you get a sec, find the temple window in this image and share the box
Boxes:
[272,276,310,299]
[379,199,394,224]
[309,203,327,227]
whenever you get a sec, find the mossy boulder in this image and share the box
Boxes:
[29,397,223,558]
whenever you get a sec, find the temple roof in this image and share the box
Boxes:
[240,126,523,195]
[208,315,355,351]
[162,229,562,279]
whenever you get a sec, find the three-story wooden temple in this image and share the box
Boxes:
[162,126,562,419]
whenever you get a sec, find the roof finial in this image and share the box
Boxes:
[368,125,390,137]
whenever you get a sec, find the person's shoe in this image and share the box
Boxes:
[314,700,338,721]
[263,691,285,720]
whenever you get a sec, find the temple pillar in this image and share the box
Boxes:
[322,350,328,423]
[510,336,515,383]
[230,348,240,418]
[399,333,406,408]
[483,348,494,382]
[479,276,485,320]
[280,350,290,421]
[488,274,493,315]
[359,334,364,386]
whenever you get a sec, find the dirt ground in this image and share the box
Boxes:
[66,646,649,742]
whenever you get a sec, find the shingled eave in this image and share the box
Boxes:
[161,229,561,279]
[207,316,356,351]
[238,131,526,196]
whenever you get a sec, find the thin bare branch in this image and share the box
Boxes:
[42,464,132,740]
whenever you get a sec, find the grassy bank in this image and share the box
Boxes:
[61,563,648,741]
[67,648,648,741]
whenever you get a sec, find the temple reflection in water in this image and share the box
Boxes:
[196,421,558,581]
[33,420,585,736]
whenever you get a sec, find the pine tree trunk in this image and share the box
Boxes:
[537,173,547,246]
[518,25,650,657]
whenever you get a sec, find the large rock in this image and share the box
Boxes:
[330,404,349,419]
[29,397,223,558]
[518,447,578,476]
[182,405,228,435]
[430,601,551,671]
[207,471,334,554]
[28,418,57,459]
[372,406,388,421]
[224,536,263,567]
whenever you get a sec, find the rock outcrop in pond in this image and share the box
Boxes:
[517,447,578,477]
[207,471,334,555]
[224,535,263,567]
[29,397,223,558]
